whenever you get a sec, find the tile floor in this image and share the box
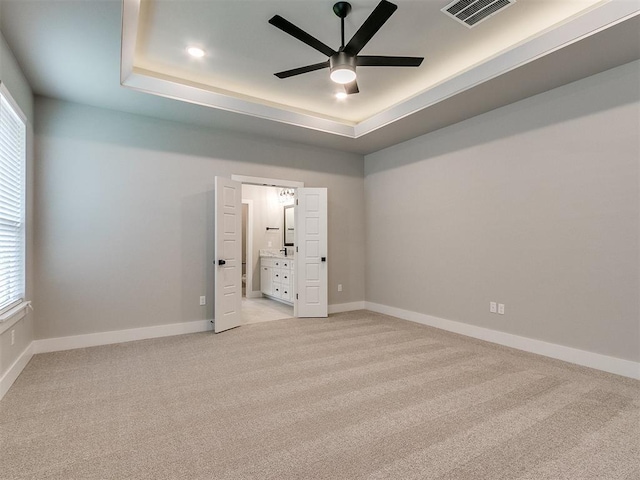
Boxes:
[242,296,294,324]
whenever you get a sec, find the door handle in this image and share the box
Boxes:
[218,259,226,266]
[321,257,326,262]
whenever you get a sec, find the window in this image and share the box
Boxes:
[0,85,26,313]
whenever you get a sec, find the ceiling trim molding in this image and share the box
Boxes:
[120,0,640,139]
[122,69,355,137]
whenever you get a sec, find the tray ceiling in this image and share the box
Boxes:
[122,0,637,137]
[0,1,638,152]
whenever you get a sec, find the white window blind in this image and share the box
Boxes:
[0,86,26,313]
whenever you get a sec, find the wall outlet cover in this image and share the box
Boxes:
[490,302,497,313]
[498,303,505,315]
[200,296,206,306]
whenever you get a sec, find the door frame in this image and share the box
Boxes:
[231,175,304,190]
[242,198,261,299]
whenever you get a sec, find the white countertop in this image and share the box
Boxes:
[259,249,290,259]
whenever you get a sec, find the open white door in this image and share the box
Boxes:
[214,176,242,333]
[295,188,328,317]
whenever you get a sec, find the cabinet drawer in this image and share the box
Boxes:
[280,287,292,302]
[282,260,294,270]
[280,271,291,286]
[272,268,283,283]
[272,284,282,298]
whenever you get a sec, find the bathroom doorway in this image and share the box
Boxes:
[220,174,327,326]
[240,184,295,324]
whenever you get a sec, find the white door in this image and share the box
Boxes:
[214,176,242,333]
[295,188,328,317]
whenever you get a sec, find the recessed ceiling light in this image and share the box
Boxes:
[187,47,205,58]
[335,92,348,100]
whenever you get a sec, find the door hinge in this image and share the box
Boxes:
[296,246,298,252]
[296,294,298,299]
[296,199,298,205]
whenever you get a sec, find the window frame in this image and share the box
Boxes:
[0,82,27,318]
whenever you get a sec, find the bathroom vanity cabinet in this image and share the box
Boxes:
[260,256,294,305]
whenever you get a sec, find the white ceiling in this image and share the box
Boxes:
[1,0,639,154]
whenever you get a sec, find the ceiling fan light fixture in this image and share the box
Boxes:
[329,52,357,84]
[330,67,356,84]
[335,91,348,100]
[187,46,205,58]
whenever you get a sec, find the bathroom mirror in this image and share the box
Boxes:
[284,205,294,246]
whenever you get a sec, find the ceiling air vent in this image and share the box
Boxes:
[442,0,515,28]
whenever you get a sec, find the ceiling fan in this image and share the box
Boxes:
[269,0,423,95]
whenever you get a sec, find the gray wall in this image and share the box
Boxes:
[0,31,33,123]
[34,97,365,340]
[0,31,34,378]
[365,61,640,362]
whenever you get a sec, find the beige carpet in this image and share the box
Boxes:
[1,310,639,479]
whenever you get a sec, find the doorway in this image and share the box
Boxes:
[214,174,328,332]
[241,183,295,324]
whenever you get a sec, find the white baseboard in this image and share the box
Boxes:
[33,320,212,354]
[246,290,262,299]
[365,302,640,380]
[329,301,365,314]
[0,341,34,400]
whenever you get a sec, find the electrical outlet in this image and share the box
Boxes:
[489,302,497,313]
[200,296,206,306]
[338,284,342,292]
[11,329,15,346]
[498,303,505,315]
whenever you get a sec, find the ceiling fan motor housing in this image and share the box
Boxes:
[330,52,356,70]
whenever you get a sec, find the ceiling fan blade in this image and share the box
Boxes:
[343,0,397,56]
[356,56,423,67]
[274,61,330,79]
[269,15,336,58]
[344,80,359,95]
